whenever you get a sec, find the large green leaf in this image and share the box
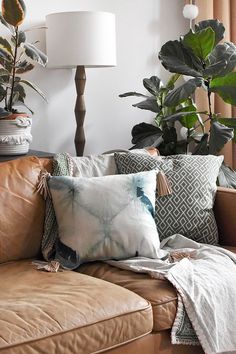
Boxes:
[17,30,26,45]
[163,110,204,123]
[183,28,215,60]
[0,12,14,33]
[218,163,236,189]
[119,92,148,98]
[143,76,161,96]
[158,40,203,77]
[0,56,12,72]
[131,122,163,149]
[0,107,11,118]
[2,0,26,26]
[205,42,236,78]
[133,98,160,113]
[166,73,181,90]
[208,120,234,155]
[0,68,10,76]
[179,104,200,129]
[0,47,13,62]
[0,84,6,96]
[218,117,236,142]
[14,83,26,100]
[23,43,48,67]
[164,78,203,107]
[20,79,47,101]
[195,19,225,47]
[16,60,34,74]
[192,133,209,155]
[0,37,13,56]
[210,72,236,105]
[158,126,178,155]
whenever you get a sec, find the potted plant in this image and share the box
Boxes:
[0,0,47,155]
[120,19,236,188]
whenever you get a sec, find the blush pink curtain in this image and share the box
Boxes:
[194,0,236,168]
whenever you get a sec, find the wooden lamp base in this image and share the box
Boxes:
[74,65,86,156]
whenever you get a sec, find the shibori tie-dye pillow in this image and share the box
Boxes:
[48,170,162,269]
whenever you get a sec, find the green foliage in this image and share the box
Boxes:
[120,18,236,186]
[158,40,202,77]
[120,74,199,154]
[164,78,203,107]
[183,28,215,60]
[2,0,26,27]
[194,19,225,46]
[0,0,47,116]
[210,73,236,105]
[218,118,236,142]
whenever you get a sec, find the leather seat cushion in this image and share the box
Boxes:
[0,260,153,354]
[0,156,52,263]
[78,262,177,332]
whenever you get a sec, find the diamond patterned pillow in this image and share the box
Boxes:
[114,153,223,244]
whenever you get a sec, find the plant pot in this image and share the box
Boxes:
[0,114,32,155]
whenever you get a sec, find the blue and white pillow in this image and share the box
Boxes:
[48,170,161,269]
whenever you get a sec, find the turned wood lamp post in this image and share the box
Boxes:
[46,12,116,156]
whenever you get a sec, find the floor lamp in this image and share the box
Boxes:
[46,11,116,156]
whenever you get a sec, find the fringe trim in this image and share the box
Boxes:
[171,294,200,346]
[32,260,61,273]
[156,171,172,197]
[0,134,32,145]
[37,170,51,200]
[166,272,210,353]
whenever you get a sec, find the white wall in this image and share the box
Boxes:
[14,0,188,155]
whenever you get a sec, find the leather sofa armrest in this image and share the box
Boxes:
[214,187,236,246]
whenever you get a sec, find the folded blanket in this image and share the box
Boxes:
[107,235,236,354]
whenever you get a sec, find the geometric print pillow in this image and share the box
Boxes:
[48,171,162,269]
[114,153,224,245]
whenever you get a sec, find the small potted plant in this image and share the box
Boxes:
[0,0,47,155]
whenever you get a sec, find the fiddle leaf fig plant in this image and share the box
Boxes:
[0,0,47,118]
[120,19,236,187]
[158,19,236,156]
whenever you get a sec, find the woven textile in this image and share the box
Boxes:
[41,153,74,261]
[114,153,223,244]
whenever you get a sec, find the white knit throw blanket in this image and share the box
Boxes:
[107,235,236,354]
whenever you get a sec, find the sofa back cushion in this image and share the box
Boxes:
[0,156,52,263]
[114,153,223,245]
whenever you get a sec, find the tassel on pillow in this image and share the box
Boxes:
[36,170,51,200]
[156,171,172,197]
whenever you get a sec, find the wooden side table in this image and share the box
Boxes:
[0,149,55,162]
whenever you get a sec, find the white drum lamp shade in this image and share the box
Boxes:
[45,11,117,156]
[46,11,116,68]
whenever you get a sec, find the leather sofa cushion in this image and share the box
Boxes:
[0,156,52,263]
[214,187,236,246]
[0,260,153,354]
[78,262,177,332]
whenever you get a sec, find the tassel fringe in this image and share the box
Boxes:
[37,170,51,200]
[33,260,61,273]
[156,171,172,197]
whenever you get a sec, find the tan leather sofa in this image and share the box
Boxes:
[0,156,235,354]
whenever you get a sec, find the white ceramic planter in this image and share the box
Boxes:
[0,116,32,155]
